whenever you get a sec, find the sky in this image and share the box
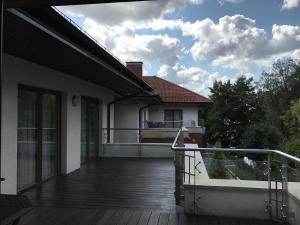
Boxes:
[58,0,300,97]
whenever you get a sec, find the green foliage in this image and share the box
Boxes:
[240,123,282,149]
[281,98,300,135]
[279,136,300,158]
[205,58,300,158]
[206,76,260,147]
[208,152,228,179]
[259,59,300,131]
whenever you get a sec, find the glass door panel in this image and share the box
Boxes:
[87,100,99,158]
[164,110,173,128]
[173,110,183,128]
[81,97,99,164]
[42,94,59,181]
[17,89,38,191]
[81,98,87,163]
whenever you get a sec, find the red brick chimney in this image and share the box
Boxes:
[126,62,143,79]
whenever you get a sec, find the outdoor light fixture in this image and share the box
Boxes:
[72,95,80,106]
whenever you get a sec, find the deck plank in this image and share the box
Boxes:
[168,213,179,225]
[158,212,170,225]
[116,210,134,225]
[96,209,115,225]
[148,212,161,225]
[137,211,152,225]
[127,210,143,225]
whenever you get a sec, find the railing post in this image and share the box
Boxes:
[174,131,185,206]
[280,157,289,223]
[175,151,184,205]
[267,153,273,221]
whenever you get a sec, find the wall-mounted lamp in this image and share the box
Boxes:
[72,95,80,107]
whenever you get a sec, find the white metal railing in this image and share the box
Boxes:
[142,120,197,129]
[102,128,180,144]
[171,128,300,224]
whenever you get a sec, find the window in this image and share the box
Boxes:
[164,110,183,128]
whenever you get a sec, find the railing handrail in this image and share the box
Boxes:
[171,128,300,164]
[101,128,180,131]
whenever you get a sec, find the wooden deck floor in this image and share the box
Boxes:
[19,158,282,225]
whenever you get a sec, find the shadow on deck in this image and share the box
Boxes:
[20,158,281,225]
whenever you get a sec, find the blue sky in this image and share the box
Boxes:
[59,0,300,96]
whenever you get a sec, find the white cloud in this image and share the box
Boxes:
[177,66,208,81]
[59,0,202,26]
[181,15,300,70]
[282,0,300,10]
[83,18,182,66]
[218,0,243,6]
[156,63,231,96]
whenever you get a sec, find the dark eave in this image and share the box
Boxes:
[5,0,152,8]
[4,7,152,95]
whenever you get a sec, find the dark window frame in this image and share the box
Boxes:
[164,109,183,128]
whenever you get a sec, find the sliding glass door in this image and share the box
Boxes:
[81,97,99,164]
[164,109,183,128]
[17,86,60,191]
[17,89,38,191]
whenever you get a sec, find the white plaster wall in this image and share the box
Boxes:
[103,143,174,158]
[148,104,199,126]
[1,54,114,194]
[113,100,146,143]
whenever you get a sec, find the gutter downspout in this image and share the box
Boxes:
[106,91,143,143]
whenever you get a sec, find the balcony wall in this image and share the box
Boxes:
[182,151,300,224]
[102,143,174,158]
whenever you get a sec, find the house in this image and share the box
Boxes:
[113,62,211,145]
[0,4,210,195]
[1,6,153,194]
[143,75,211,128]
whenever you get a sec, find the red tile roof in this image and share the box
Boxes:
[143,76,212,104]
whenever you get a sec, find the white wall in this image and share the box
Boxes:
[148,104,199,126]
[1,54,114,194]
[103,143,174,158]
[113,100,146,143]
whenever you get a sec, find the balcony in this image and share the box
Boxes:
[172,128,300,225]
[142,120,203,129]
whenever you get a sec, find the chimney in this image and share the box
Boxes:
[126,62,143,79]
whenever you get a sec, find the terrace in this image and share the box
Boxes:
[18,158,282,225]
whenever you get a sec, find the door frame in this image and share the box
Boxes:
[18,84,61,192]
[164,109,183,128]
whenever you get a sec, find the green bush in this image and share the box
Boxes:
[209,152,228,179]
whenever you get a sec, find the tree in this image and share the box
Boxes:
[259,59,300,132]
[279,99,300,157]
[206,76,261,147]
[281,98,300,136]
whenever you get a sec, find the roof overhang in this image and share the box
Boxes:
[129,94,163,104]
[5,0,152,8]
[163,102,213,105]
[4,7,152,96]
